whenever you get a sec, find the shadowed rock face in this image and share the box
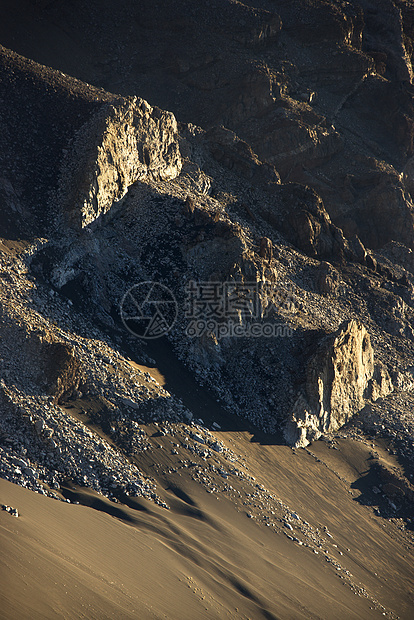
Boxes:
[205,126,281,189]
[2,0,414,252]
[259,183,350,260]
[0,44,113,238]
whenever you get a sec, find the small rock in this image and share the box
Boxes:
[191,433,205,444]
[35,419,44,434]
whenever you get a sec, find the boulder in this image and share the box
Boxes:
[43,340,84,404]
[259,237,273,262]
[316,261,341,295]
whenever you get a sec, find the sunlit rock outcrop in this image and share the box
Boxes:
[285,320,377,447]
[58,97,182,228]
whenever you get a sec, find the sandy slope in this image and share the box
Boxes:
[1,426,413,619]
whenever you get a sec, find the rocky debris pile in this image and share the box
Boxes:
[55,120,414,449]
[0,380,166,504]
[1,504,19,517]
[0,246,192,506]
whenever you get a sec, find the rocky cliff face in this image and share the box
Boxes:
[284,320,393,447]
[58,98,182,229]
[4,1,414,249]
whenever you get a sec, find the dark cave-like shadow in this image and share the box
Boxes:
[121,333,285,446]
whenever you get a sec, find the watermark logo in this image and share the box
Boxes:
[120,282,178,339]
[121,280,293,340]
[185,319,292,339]
[184,280,293,339]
